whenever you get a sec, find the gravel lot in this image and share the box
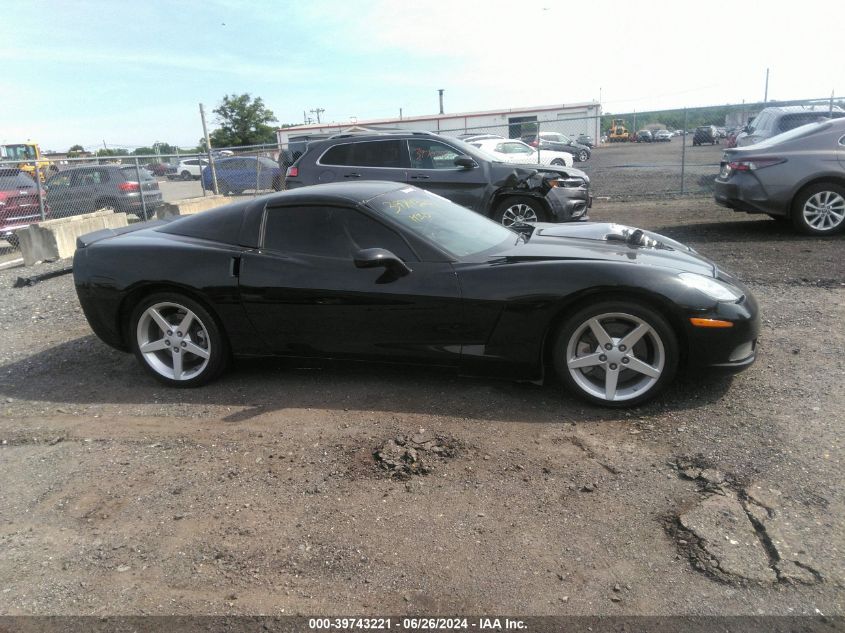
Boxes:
[0,198,842,617]
[579,137,724,198]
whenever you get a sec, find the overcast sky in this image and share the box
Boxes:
[3,0,841,152]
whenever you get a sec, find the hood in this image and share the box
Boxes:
[493,222,716,276]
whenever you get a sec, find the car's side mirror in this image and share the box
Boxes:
[454,156,477,169]
[353,248,411,279]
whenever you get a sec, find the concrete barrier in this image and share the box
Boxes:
[16,210,129,266]
[155,195,237,220]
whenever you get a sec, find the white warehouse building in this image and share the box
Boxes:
[276,101,602,145]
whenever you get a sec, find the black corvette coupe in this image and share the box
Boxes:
[73,182,759,407]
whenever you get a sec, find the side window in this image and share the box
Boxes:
[92,169,110,184]
[263,206,416,261]
[48,173,72,188]
[408,140,460,169]
[353,140,403,168]
[320,144,354,166]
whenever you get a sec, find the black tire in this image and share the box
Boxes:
[577,150,589,162]
[551,158,566,166]
[129,292,229,387]
[552,299,679,408]
[493,196,548,227]
[791,182,845,236]
[217,179,231,195]
[181,170,192,180]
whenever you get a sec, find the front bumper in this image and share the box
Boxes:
[545,186,592,222]
[684,290,760,375]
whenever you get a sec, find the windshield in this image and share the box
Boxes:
[2,144,37,160]
[367,187,517,258]
[747,120,833,150]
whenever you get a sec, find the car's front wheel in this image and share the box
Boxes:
[791,183,845,236]
[552,300,679,407]
[130,293,229,387]
[181,170,192,180]
[493,196,548,227]
[577,150,589,162]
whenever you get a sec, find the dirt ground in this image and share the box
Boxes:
[0,198,843,617]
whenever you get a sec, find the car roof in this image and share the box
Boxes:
[157,181,413,249]
[759,104,845,115]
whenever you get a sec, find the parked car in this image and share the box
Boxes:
[284,131,591,227]
[44,165,163,219]
[653,130,673,142]
[201,157,283,194]
[635,130,653,143]
[736,105,845,147]
[521,132,591,162]
[0,169,46,246]
[73,181,759,407]
[693,126,718,146]
[174,158,208,180]
[575,134,594,148]
[145,162,171,177]
[468,138,574,167]
[714,118,845,235]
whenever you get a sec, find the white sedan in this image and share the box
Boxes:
[468,138,574,167]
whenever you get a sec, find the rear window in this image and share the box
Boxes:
[0,172,36,190]
[320,143,354,166]
[778,112,829,133]
[120,166,154,180]
[352,140,403,168]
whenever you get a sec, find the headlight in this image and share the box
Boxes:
[678,272,743,301]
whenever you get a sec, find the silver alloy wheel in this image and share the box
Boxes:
[802,191,845,231]
[578,150,588,162]
[136,302,211,381]
[501,203,539,227]
[565,312,665,402]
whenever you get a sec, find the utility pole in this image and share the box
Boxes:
[310,108,325,124]
[399,108,403,120]
[199,103,219,195]
[438,89,445,115]
[764,68,769,103]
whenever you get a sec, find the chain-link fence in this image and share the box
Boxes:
[2,96,842,252]
[0,143,286,249]
[426,96,843,200]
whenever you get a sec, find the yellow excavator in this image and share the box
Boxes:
[0,142,57,182]
[608,119,630,143]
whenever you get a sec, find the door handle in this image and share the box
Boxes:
[410,174,430,180]
[344,173,362,179]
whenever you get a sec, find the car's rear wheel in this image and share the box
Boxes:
[791,183,845,236]
[577,150,589,162]
[493,197,548,227]
[552,300,679,407]
[551,158,566,166]
[130,293,229,387]
[181,170,192,180]
[217,179,231,194]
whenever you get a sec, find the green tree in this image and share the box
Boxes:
[209,93,278,147]
[67,144,85,158]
